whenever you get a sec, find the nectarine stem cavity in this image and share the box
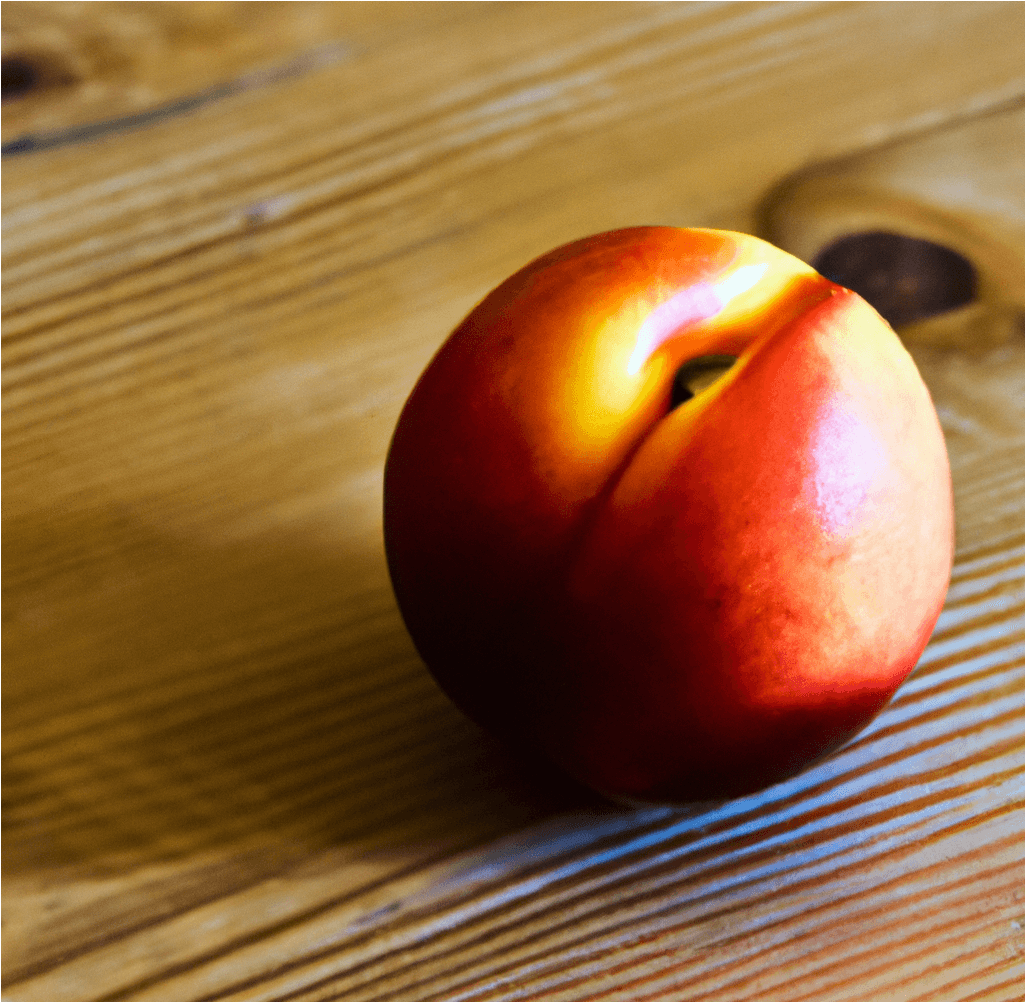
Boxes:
[670,354,738,408]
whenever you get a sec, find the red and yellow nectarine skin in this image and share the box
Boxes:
[384,227,954,802]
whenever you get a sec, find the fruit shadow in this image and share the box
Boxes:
[3,497,619,887]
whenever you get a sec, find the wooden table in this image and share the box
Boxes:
[4,4,1023,1000]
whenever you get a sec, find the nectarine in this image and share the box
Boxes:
[384,227,954,803]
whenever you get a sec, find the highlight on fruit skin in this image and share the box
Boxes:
[383,227,955,805]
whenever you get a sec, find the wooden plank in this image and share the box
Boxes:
[3,3,1023,1000]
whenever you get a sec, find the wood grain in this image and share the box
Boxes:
[3,3,1023,1000]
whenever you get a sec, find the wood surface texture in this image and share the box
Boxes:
[3,3,1024,1000]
